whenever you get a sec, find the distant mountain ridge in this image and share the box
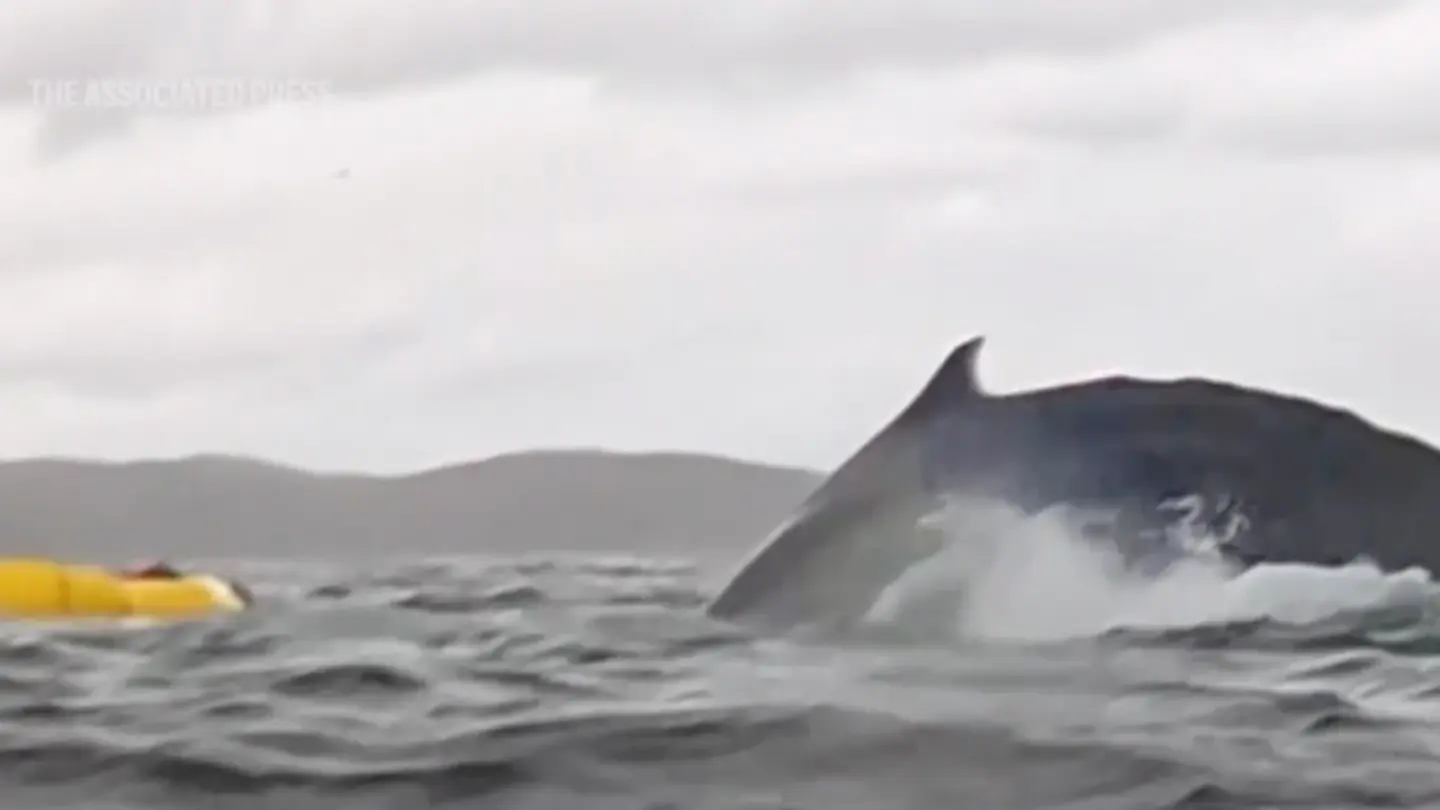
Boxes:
[0,450,822,563]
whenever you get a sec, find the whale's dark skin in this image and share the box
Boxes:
[707,336,1440,631]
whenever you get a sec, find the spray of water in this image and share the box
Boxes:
[864,496,1436,644]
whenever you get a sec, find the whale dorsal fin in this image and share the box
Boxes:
[895,336,987,424]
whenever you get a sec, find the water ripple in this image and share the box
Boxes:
[3,556,1440,809]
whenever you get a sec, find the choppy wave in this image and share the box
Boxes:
[6,552,1440,809]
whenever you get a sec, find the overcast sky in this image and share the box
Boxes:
[0,0,1437,474]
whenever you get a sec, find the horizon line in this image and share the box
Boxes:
[0,447,825,479]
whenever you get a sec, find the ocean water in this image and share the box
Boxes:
[7,540,1440,810]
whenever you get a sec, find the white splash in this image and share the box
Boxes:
[864,496,1436,643]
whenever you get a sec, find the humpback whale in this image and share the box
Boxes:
[707,336,1440,631]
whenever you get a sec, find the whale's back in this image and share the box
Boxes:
[708,337,1440,629]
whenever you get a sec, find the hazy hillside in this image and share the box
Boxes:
[0,450,822,564]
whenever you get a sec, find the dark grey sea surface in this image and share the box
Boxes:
[5,555,1440,810]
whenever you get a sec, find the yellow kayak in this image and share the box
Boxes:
[0,557,250,620]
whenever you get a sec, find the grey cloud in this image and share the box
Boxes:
[4,0,1422,158]
[1,2,1438,472]
[0,324,414,402]
[0,254,431,404]
[837,3,1440,157]
[2,0,1392,100]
